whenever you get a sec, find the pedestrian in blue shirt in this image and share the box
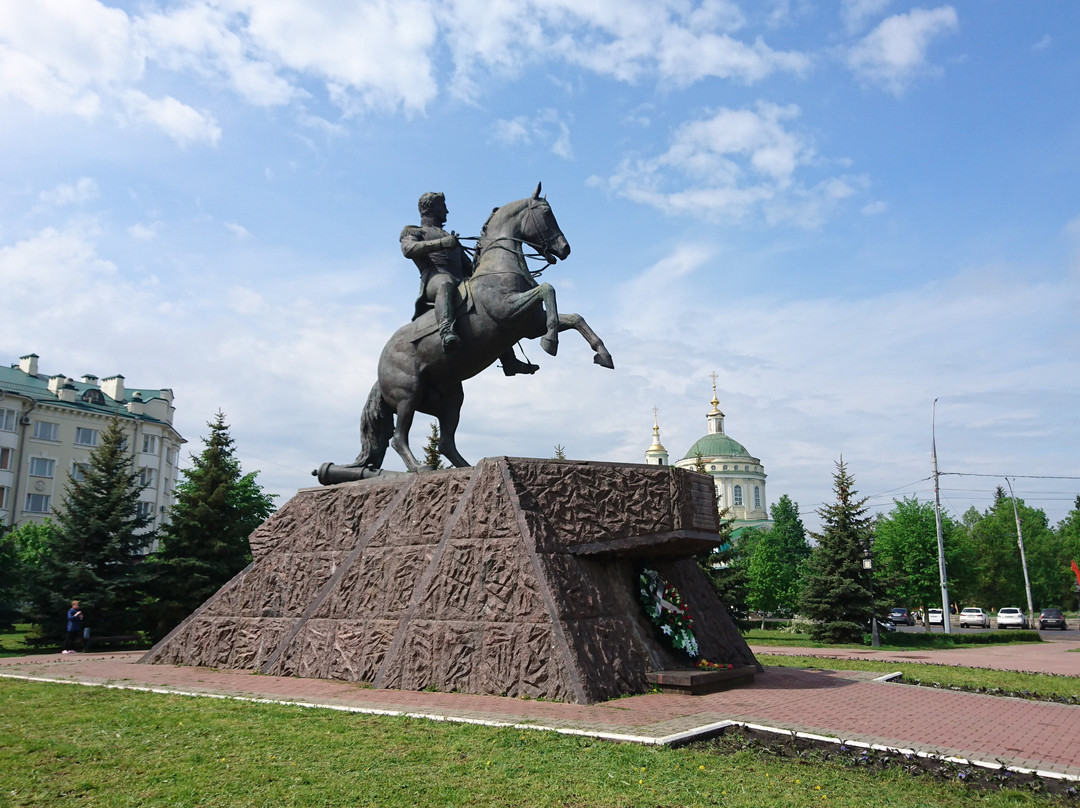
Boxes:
[62,600,83,654]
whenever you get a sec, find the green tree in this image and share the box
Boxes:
[145,413,276,640]
[692,451,706,473]
[1054,496,1080,610]
[422,423,445,470]
[698,508,750,631]
[553,444,567,460]
[745,495,810,625]
[799,459,874,643]
[36,417,152,637]
[0,520,57,627]
[872,497,960,628]
[960,487,1056,610]
[0,524,17,629]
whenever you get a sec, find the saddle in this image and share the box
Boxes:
[409,280,475,344]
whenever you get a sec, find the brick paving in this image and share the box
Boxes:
[2,642,1080,779]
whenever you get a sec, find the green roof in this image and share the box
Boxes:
[680,433,751,461]
[0,363,170,425]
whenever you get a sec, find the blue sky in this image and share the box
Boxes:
[2,0,1078,530]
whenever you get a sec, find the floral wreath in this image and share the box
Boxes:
[638,569,699,658]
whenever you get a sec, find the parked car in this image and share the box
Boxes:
[1039,608,1068,631]
[959,607,990,628]
[996,607,1028,629]
[888,607,915,626]
[928,608,944,625]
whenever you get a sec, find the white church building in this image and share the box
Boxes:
[645,381,772,537]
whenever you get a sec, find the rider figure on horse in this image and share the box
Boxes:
[402,192,538,376]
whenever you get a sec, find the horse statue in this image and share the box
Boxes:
[316,183,613,483]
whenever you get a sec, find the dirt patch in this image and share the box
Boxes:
[693,725,1080,801]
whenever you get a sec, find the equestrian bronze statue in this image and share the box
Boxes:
[316,183,613,483]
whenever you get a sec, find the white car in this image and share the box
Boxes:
[959,607,990,628]
[996,607,1028,629]
[928,608,944,625]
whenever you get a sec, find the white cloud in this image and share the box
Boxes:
[847,6,959,94]
[1032,34,1053,52]
[120,89,222,147]
[137,3,299,108]
[221,0,440,114]
[38,178,100,207]
[491,109,574,159]
[841,0,893,33]
[440,0,807,101]
[599,103,863,226]
[127,222,160,241]
[225,222,252,239]
[0,0,813,143]
[0,0,142,117]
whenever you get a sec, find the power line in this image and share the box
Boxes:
[941,472,1080,481]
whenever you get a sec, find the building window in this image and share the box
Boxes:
[25,493,51,513]
[139,467,156,487]
[136,501,155,520]
[33,421,59,441]
[142,434,159,455]
[165,446,176,465]
[657,458,664,465]
[709,464,716,470]
[29,457,56,478]
[733,485,743,506]
[71,462,89,482]
[75,427,99,446]
[0,408,17,432]
[0,485,8,510]
[0,447,11,471]
[754,486,761,509]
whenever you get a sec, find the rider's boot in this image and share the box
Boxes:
[500,351,539,376]
[438,295,461,352]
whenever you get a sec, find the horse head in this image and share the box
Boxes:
[478,183,570,265]
[523,182,570,263]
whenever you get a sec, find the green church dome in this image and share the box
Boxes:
[680,433,751,461]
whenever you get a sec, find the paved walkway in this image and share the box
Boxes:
[3,642,1080,780]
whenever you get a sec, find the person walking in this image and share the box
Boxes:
[62,600,83,654]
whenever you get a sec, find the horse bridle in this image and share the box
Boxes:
[462,199,559,274]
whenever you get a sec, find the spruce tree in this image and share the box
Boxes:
[697,506,750,630]
[145,412,275,639]
[799,459,874,643]
[37,416,151,637]
[422,423,445,470]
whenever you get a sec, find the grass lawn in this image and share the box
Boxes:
[0,678,1071,807]
[756,654,1080,702]
[744,628,1044,650]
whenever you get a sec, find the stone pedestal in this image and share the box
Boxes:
[143,457,758,704]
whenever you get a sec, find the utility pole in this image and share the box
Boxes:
[932,399,952,633]
[1004,477,1035,625]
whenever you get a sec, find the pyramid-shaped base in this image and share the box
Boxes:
[143,457,758,704]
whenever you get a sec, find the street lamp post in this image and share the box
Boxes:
[863,547,880,648]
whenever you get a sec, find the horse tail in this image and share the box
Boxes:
[354,380,394,470]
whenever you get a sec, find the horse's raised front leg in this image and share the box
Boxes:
[506,283,560,356]
[390,400,426,472]
[558,313,614,369]
[435,383,471,468]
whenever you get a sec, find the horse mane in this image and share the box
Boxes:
[475,198,530,264]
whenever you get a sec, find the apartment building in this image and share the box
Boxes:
[0,353,185,537]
